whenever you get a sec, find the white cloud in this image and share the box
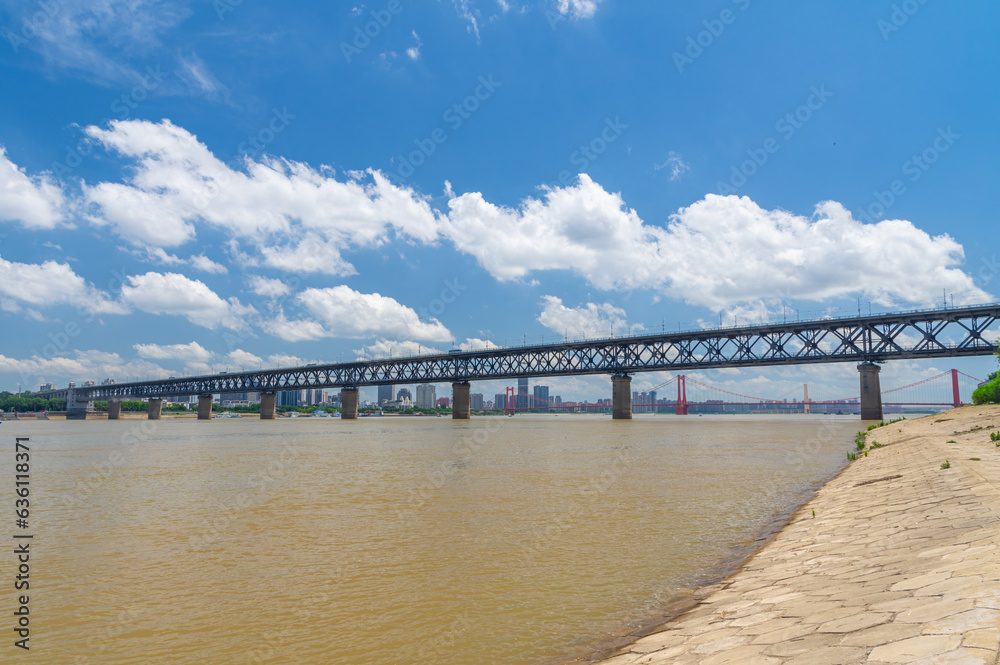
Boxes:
[296,285,453,341]
[556,0,601,19]
[444,179,989,310]
[655,151,691,180]
[443,174,664,288]
[190,255,228,274]
[407,30,422,60]
[175,52,231,102]
[9,0,191,89]
[450,0,481,41]
[247,275,293,298]
[267,353,305,367]
[0,349,171,389]
[226,349,263,367]
[262,309,330,342]
[537,295,637,340]
[354,339,441,359]
[660,196,989,310]
[0,255,126,314]
[0,147,67,229]
[133,341,213,363]
[459,337,501,351]
[120,272,255,330]
[83,120,441,275]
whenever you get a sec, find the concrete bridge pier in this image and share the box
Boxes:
[452,381,471,420]
[198,394,214,420]
[859,362,883,421]
[612,374,632,420]
[259,392,276,420]
[108,400,122,420]
[66,387,88,420]
[148,398,163,420]
[341,387,359,419]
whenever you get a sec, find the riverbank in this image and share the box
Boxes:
[588,405,1000,665]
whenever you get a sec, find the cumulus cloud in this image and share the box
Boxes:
[296,285,453,341]
[354,339,442,360]
[189,254,228,274]
[120,272,255,330]
[0,147,67,229]
[443,174,664,288]
[83,120,441,275]
[267,353,306,367]
[459,337,501,351]
[0,349,171,388]
[0,255,126,314]
[444,179,989,310]
[133,341,212,363]
[537,295,637,340]
[247,275,293,298]
[226,349,263,367]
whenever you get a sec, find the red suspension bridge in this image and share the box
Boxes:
[502,369,985,416]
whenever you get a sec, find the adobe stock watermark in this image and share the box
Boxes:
[544,117,628,190]
[878,0,931,41]
[716,85,833,195]
[51,66,170,178]
[673,0,752,73]
[3,0,65,53]
[392,75,501,181]
[854,127,959,224]
[340,0,406,63]
[417,278,467,322]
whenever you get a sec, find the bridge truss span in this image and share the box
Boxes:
[41,303,1000,403]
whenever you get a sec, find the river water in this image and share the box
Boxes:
[2,414,862,664]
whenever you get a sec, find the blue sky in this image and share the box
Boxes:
[0,0,998,403]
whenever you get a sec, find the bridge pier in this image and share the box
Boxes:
[452,381,471,420]
[108,400,122,420]
[148,398,163,420]
[612,374,632,420]
[858,362,883,421]
[66,387,88,420]
[198,394,214,420]
[259,392,276,420]
[340,387,359,420]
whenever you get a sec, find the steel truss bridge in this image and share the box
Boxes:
[37,303,1000,402]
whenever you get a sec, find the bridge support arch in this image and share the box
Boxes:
[148,398,163,420]
[612,374,632,420]
[340,387,359,420]
[858,362,883,421]
[197,394,214,420]
[259,392,276,420]
[452,381,471,420]
[108,400,122,420]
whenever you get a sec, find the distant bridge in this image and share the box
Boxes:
[35,303,1000,421]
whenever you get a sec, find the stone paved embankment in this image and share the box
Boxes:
[594,405,1000,665]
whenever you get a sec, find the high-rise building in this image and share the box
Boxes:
[397,387,413,402]
[278,390,302,407]
[39,382,57,391]
[378,384,395,405]
[517,377,529,410]
[470,393,484,410]
[494,393,507,411]
[415,384,436,409]
[533,385,550,411]
[436,397,450,408]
